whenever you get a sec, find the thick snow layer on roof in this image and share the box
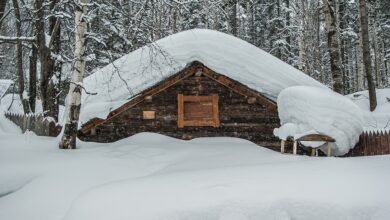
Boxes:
[274,86,364,156]
[80,29,327,123]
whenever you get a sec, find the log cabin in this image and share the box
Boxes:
[78,29,326,151]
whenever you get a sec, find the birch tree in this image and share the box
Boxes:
[59,0,88,149]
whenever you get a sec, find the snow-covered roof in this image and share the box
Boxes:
[81,29,327,124]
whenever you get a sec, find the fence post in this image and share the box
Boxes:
[387,131,390,154]
[22,115,27,133]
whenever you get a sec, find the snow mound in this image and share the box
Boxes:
[347,88,390,131]
[80,29,326,124]
[1,129,390,220]
[274,86,364,156]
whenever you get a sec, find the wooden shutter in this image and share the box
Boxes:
[177,94,220,128]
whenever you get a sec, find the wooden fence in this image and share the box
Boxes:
[347,130,390,156]
[4,112,62,137]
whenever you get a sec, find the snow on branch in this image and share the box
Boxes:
[0,36,35,43]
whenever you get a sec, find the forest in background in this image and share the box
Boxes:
[0,0,389,121]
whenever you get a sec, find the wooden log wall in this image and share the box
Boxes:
[79,73,281,150]
[347,130,390,156]
[4,112,62,137]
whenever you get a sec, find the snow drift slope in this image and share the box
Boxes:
[0,129,389,220]
[347,88,390,131]
[81,29,327,123]
[274,86,364,156]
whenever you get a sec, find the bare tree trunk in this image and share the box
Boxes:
[29,45,37,113]
[316,1,325,84]
[0,0,7,27]
[12,0,29,113]
[379,39,386,86]
[384,41,389,85]
[229,0,238,36]
[358,0,376,111]
[349,40,357,91]
[323,0,344,94]
[46,0,61,122]
[275,0,282,59]
[285,0,291,64]
[356,23,365,90]
[36,0,49,116]
[367,0,380,87]
[298,0,310,74]
[172,7,177,33]
[338,0,347,93]
[59,0,88,149]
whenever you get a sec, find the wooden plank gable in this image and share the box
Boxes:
[79,61,277,134]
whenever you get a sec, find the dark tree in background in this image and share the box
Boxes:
[358,0,377,111]
[323,0,344,94]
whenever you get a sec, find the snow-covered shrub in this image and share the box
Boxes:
[274,86,364,156]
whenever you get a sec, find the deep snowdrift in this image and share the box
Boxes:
[274,86,364,156]
[0,127,390,220]
[80,29,327,124]
[347,88,390,131]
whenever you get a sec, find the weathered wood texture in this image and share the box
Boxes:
[4,112,62,137]
[296,134,335,142]
[78,66,281,150]
[178,94,220,128]
[346,130,390,156]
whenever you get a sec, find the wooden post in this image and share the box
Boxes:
[22,115,27,132]
[177,94,184,128]
[327,142,332,157]
[281,140,285,153]
[293,141,297,155]
[311,148,316,156]
[212,94,220,127]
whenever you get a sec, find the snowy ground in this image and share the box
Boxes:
[0,89,389,220]
[0,119,390,219]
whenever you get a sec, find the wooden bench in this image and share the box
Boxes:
[280,134,336,157]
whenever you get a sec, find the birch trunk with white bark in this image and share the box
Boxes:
[59,0,88,149]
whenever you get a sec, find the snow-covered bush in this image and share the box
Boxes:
[274,86,364,156]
